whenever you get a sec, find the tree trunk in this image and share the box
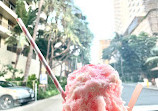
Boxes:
[121,57,124,81]
[13,48,22,79]
[46,36,51,62]
[49,43,54,69]
[39,60,42,78]
[23,0,44,82]
[59,63,63,82]
[14,48,22,69]
[24,48,33,81]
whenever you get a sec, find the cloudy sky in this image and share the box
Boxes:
[74,0,115,40]
[74,0,115,64]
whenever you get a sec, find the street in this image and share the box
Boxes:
[4,84,158,111]
[122,84,158,106]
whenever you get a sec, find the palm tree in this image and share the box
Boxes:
[23,0,44,82]
[42,0,81,69]
[5,0,37,79]
[5,33,28,69]
[145,47,158,65]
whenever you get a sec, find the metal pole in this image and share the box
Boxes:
[35,83,37,101]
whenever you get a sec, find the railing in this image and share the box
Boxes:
[0,0,16,12]
[9,2,15,11]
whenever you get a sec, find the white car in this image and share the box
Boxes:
[0,81,34,110]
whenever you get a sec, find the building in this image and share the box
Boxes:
[98,40,111,64]
[0,0,40,79]
[113,0,158,36]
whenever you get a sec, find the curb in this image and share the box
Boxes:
[123,83,158,91]
[143,86,158,91]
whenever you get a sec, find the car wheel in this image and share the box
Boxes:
[0,95,14,110]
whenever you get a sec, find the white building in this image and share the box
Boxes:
[0,0,40,79]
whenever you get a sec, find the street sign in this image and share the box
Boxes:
[40,73,48,84]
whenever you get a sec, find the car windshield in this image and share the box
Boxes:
[0,81,15,87]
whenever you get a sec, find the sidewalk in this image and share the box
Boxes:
[125,82,158,91]
[5,95,63,111]
[143,85,158,91]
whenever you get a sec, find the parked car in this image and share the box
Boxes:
[0,81,34,110]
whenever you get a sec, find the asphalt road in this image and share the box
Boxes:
[4,83,158,111]
[122,84,158,106]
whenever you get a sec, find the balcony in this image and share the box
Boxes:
[0,0,16,11]
[0,0,17,24]
[0,19,11,38]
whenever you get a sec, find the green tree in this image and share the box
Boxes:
[34,1,94,78]
[121,33,157,81]
[5,33,28,69]
[102,32,157,81]
[74,18,94,66]
[36,37,48,76]
[5,0,36,79]
[0,63,23,79]
[102,32,122,60]
[145,46,158,78]
[41,0,82,69]
[24,0,44,82]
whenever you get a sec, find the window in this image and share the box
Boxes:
[7,44,17,53]
[22,47,29,57]
[9,1,15,11]
[22,47,36,59]
[8,20,14,31]
[128,3,131,7]
[132,3,135,7]
[0,81,16,87]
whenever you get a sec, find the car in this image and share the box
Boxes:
[0,81,34,110]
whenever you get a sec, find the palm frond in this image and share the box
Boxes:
[145,56,158,64]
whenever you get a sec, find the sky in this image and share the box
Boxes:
[74,0,115,64]
[74,0,115,40]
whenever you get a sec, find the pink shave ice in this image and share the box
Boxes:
[63,64,127,111]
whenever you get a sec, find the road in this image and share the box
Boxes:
[4,84,158,111]
[122,84,158,106]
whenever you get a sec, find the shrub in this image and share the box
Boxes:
[37,76,67,100]
[27,74,37,89]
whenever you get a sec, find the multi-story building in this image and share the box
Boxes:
[114,0,158,36]
[0,0,40,79]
